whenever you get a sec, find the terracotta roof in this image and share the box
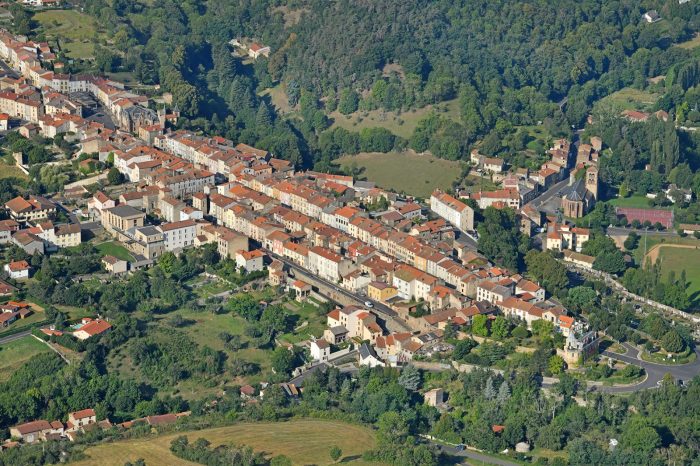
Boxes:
[75,319,112,337]
[7,260,30,272]
[69,408,95,420]
[13,420,51,435]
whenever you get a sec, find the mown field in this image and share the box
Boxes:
[0,336,50,382]
[72,419,382,466]
[334,150,463,198]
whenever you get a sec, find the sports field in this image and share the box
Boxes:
[334,150,463,198]
[73,419,381,466]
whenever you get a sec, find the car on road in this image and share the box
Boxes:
[364,300,374,308]
[455,444,465,452]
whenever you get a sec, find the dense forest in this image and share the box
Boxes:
[56,0,700,167]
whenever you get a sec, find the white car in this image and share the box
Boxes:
[364,301,374,308]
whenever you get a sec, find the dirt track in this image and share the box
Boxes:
[644,243,699,267]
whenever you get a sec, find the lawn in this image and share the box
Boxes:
[334,150,463,198]
[606,195,656,209]
[33,10,105,59]
[95,241,134,261]
[330,99,460,139]
[655,245,700,309]
[0,336,51,382]
[73,419,382,466]
[594,87,660,113]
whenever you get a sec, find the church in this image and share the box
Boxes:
[561,165,598,218]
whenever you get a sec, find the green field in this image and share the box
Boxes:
[595,87,660,113]
[655,245,700,309]
[33,10,105,59]
[330,99,460,139]
[73,419,381,466]
[278,300,325,344]
[0,336,51,382]
[95,241,134,261]
[334,150,463,198]
[607,195,657,209]
[0,158,27,180]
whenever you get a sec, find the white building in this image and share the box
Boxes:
[310,339,331,362]
[158,219,197,252]
[308,246,354,283]
[430,190,474,232]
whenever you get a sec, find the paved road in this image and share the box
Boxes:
[600,342,700,392]
[437,444,519,466]
[265,249,412,333]
[0,331,31,345]
[607,226,678,238]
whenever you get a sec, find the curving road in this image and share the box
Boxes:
[599,342,700,392]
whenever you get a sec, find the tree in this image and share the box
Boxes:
[377,411,409,445]
[477,207,526,271]
[593,249,626,275]
[483,377,496,400]
[471,314,489,337]
[497,380,510,403]
[338,88,359,115]
[329,445,342,463]
[623,232,639,251]
[271,347,296,375]
[566,286,597,313]
[398,365,421,391]
[661,329,685,353]
[531,319,553,338]
[108,167,124,185]
[525,250,569,294]
[491,316,509,339]
[452,338,477,360]
[621,417,661,455]
[547,355,565,375]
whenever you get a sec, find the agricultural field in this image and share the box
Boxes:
[330,99,460,139]
[594,87,661,114]
[32,10,107,59]
[334,150,463,198]
[0,336,51,382]
[73,419,381,466]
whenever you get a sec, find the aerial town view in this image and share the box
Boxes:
[0,0,698,465]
